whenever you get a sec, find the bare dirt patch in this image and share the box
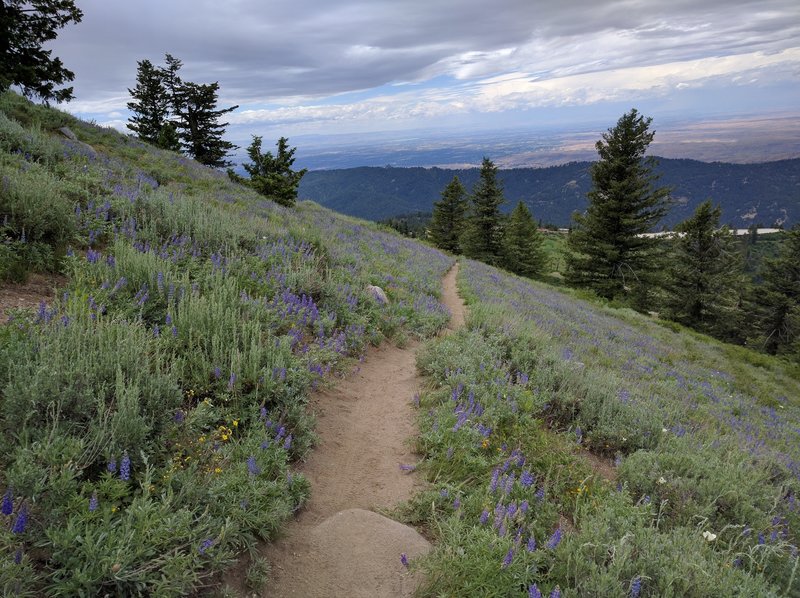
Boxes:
[0,272,67,322]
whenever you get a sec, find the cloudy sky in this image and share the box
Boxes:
[50,0,800,147]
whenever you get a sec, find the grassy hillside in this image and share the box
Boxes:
[0,92,453,595]
[405,260,800,596]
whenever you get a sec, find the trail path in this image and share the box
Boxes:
[258,262,465,598]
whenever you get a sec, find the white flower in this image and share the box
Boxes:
[662,428,669,433]
[657,476,667,485]
[702,531,717,542]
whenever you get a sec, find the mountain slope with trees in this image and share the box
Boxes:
[298,157,800,228]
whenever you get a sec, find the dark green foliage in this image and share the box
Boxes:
[503,201,545,277]
[173,81,238,168]
[663,200,744,339]
[461,158,506,265]
[378,211,430,238]
[566,109,669,303]
[429,175,467,252]
[240,136,307,207]
[0,0,82,103]
[752,225,800,356]
[126,59,171,145]
[126,54,238,166]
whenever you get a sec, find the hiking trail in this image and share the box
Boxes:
[254,262,465,597]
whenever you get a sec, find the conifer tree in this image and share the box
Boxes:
[127,59,170,144]
[240,136,307,207]
[752,225,800,356]
[461,157,506,265]
[172,81,238,168]
[566,109,669,303]
[663,200,742,339]
[503,201,546,277]
[0,0,83,103]
[429,175,467,253]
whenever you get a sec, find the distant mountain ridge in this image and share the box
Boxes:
[298,157,800,228]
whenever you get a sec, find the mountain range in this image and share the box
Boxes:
[298,157,800,229]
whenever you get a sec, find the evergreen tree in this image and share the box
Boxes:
[173,81,238,168]
[126,59,170,144]
[156,121,181,152]
[752,225,800,355]
[503,201,546,277]
[461,157,506,265]
[663,200,742,339]
[0,0,82,103]
[429,175,467,253]
[240,136,307,207]
[566,109,669,303]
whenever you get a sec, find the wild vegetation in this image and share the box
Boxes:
[404,258,800,596]
[0,91,453,595]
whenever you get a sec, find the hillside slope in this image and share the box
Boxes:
[298,158,800,228]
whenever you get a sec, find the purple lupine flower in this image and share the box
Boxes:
[107,458,117,474]
[400,553,409,567]
[546,528,562,550]
[453,497,461,510]
[575,426,583,444]
[213,366,222,380]
[446,447,454,460]
[1,488,12,516]
[247,455,261,476]
[490,468,501,493]
[550,588,561,598]
[535,487,545,502]
[440,488,449,498]
[11,505,27,534]
[526,536,537,552]
[630,576,642,598]
[283,434,293,450]
[529,584,542,598]
[520,470,534,488]
[89,492,99,512]
[14,549,22,565]
[519,500,529,514]
[119,452,131,481]
[276,425,286,439]
[198,538,215,554]
[501,547,514,568]
[227,372,236,391]
[260,439,271,449]
[153,324,160,337]
[479,510,489,525]
[758,532,765,545]
[174,410,185,423]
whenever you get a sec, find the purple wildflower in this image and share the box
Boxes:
[400,553,409,567]
[247,455,261,476]
[11,505,27,534]
[119,452,131,481]
[1,488,12,516]
[153,324,160,337]
[89,492,98,512]
[535,487,545,502]
[14,549,22,565]
[630,576,642,598]
[520,500,529,514]
[227,372,236,391]
[479,510,489,525]
[575,426,583,444]
[550,588,561,598]
[107,458,117,474]
[174,410,185,423]
[529,584,542,598]
[546,528,562,550]
[213,366,222,380]
[198,538,215,555]
[526,536,536,552]
[520,470,535,488]
[501,547,514,568]
[283,434,293,450]
[453,497,461,510]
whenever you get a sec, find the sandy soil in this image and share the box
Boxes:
[251,263,465,598]
[0,272,67,322]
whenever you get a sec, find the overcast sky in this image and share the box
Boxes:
[49,0,800,145]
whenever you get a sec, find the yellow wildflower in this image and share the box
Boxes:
[214,467,222,474]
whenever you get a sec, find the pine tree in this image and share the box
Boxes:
[461,157,506,265]
[241,136,307,207]
[173,81,238,168]
[663,201,743,339]
[127,59,170,144]
[156,121,181,152]
[429,175,467,253]
[0,0,82,103]
[503,201,546,278]
[752,225,800,355]
[566,109,669,303]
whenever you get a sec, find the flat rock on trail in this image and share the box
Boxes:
[256,263,465,598]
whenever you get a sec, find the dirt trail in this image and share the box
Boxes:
[258,262,465,598]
